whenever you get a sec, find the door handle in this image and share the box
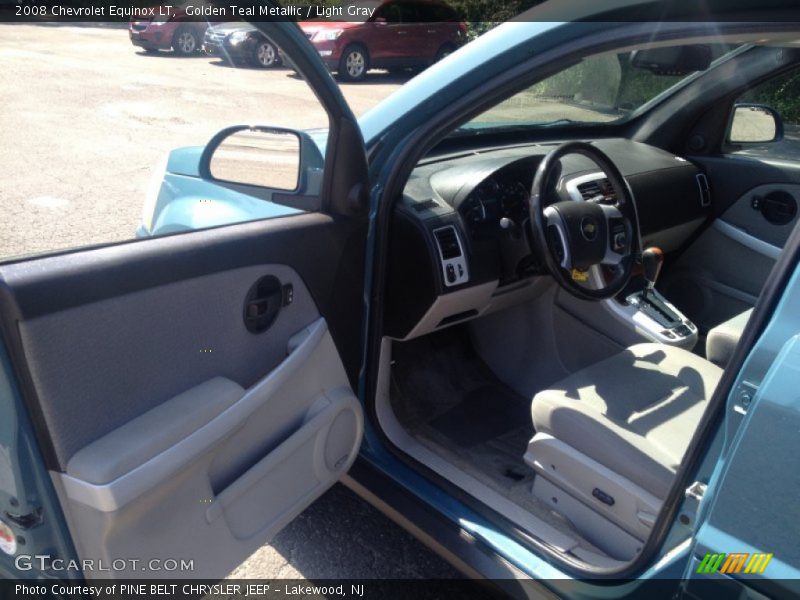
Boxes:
[243,276,293,333]
[245,293,281,318]
[752,190,797,225]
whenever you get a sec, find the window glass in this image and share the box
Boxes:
[454,44,738,133]
[399,4,420,21]
[376,4,403,23]
[0,21,399,261]
[439,6,460,21]
[414,3,456,21]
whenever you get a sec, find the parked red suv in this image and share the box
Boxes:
[129,8,208,56]
[300,0,467,81]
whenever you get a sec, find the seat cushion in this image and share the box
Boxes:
[531,343,722,498]
[706,308,753,367]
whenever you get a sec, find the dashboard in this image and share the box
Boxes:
[384,138,711,340]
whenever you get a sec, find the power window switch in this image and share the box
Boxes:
[446,264,456,284]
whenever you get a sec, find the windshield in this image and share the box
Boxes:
[457,44,740,132]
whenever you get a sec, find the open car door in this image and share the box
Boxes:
[0,15,369,580]
[680,225,800,600]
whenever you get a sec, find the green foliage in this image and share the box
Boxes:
[444,1,543,40]
[739,68,800,124]
[523,54,680,111]
[614,60,682,109]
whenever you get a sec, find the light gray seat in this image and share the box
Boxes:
[530,343,723,500]
[706,308,753,367]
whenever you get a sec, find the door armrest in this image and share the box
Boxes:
[66,377,245,485]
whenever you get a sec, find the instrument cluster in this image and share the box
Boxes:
[462,175,530,237]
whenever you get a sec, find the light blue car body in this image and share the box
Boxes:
[137,139,314,237]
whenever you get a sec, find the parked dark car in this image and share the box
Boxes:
[203,22,282,68]
[299,0,467,81]
[128,9,208,56]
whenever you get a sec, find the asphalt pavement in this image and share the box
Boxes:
[227,484,462,580]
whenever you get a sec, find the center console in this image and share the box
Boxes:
[593,245,698,349]
[624,287,698,348]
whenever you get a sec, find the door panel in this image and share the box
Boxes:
[0,15,371,581]
[412,2,445,59]
[384,24,407,60]
[0,213,365,579]
[662,156,800,332]
[719,183,799,249]
[17,263,319,465]
[56,321,359,580]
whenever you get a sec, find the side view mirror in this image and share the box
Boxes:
[729,103,784,145]
[373,17,387,25]
[199,125,324,200]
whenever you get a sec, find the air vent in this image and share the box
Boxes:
[432,226,468,287]
[577,178,616,202]
[434,226,461,259]
[696,173,711,207]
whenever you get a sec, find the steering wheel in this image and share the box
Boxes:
[529,141,640,301]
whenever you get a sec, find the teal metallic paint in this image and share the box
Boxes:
[0,345,79,580]
[683,261,800,596]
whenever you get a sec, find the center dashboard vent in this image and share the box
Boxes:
[432,225,469,287]
[577,178,616,202]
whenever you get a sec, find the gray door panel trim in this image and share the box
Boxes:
[59,318,328,513]
[19,263,320,465]
[714,219,782,260]
[0,213,340,320]
[689,155,800,218]
[204,389,363,530]
[717,182,800,248]
[695,275,760,306]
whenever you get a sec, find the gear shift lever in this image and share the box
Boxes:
[641,246,664,298]
[630,245,678,328]
[626,246,696,342]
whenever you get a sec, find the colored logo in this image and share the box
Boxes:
[580,217,598,241]
[696,552,773,575]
